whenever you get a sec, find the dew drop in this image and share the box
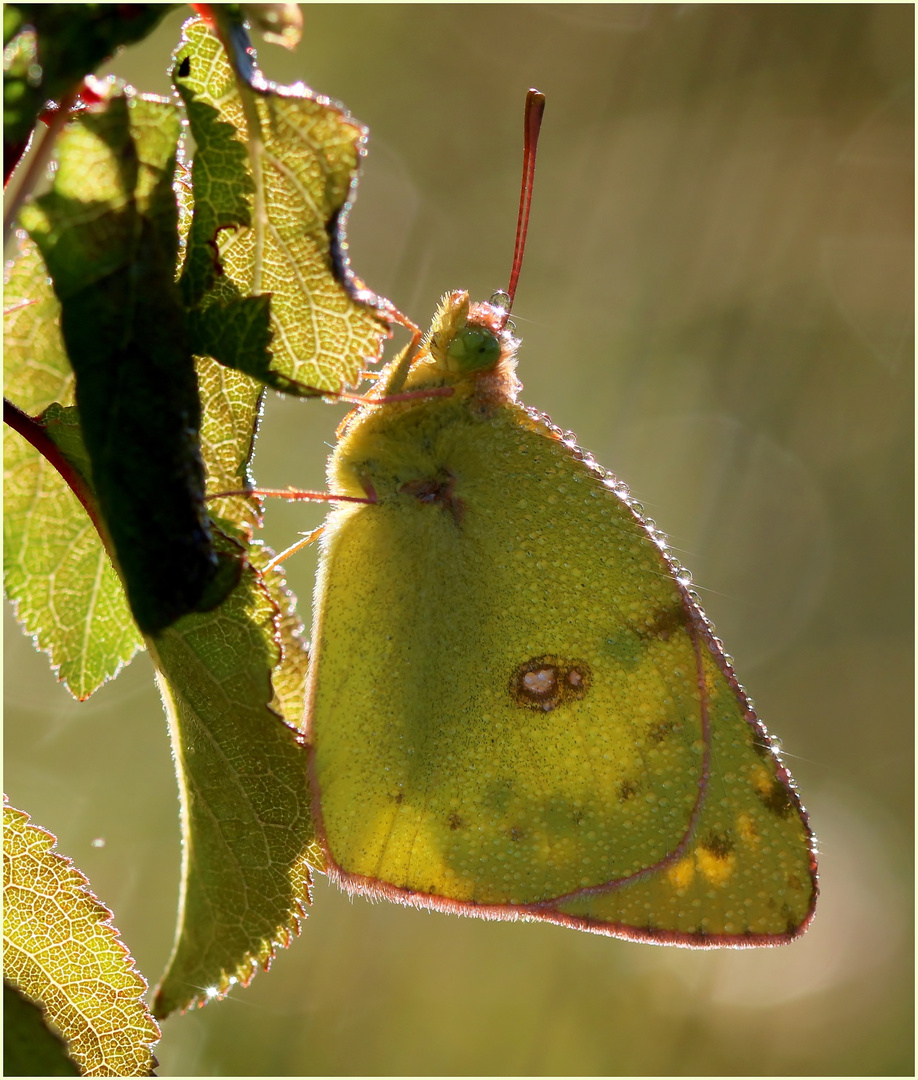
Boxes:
[489,289,511,312]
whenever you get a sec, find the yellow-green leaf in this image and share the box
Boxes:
[196,352,264,540]
[3,803,160,1076]
[265,561,312,731]
[18,88,240,634]
[3,240,143,700]
[3,239,72,411]
[150,557,318,1017]
[174,15,390,394]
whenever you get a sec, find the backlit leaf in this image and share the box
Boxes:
[263,557,312,732]
[19,86,239,634]
[3,803,160,1076]
[3,240,142,699]
[196,352,264,540]
[173,16,390,394]
[150,556,318,1017]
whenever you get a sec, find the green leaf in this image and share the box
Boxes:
[141,352,316,1017]
[3,803,160,1076]
[150,555,319,1018]
[6,14,347,1019]
[2,238,72,410]
[264,559,312,729]
[4,981,80,1077]
[8,176,315,1014]
[3,4,177,154]
[3,240,143,700]
[149,261,316,1016]
[4,402,143,700]
[7,96,314,999]
[19,86,240,634]
[173,16,390,394]
[196,353,265,539]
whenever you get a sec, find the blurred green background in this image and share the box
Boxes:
[5,4,913,1075]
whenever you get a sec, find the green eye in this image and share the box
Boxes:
[445,326,501,373]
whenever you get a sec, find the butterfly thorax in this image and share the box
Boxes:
[328,291,527,503]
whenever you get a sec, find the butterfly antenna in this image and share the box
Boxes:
[503,88,546,325]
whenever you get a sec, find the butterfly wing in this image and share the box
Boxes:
[307,391,816,944]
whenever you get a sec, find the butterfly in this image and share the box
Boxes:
[301,90,817,945]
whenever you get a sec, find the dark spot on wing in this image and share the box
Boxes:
[700,832,734,859]
[757,779,794,818]
[636,603,688,642]
[510,655,592,712]
[647,718,676,745]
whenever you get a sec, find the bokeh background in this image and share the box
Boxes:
[5,5,913,1075]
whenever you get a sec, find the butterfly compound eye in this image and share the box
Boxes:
[445,325,502,373]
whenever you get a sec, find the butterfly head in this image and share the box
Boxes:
[425,290,520,388]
